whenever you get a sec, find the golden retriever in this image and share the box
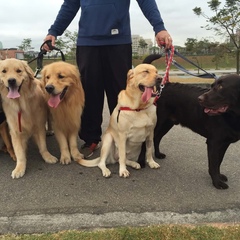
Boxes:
[41,61,85,164]
[78,63,161,177]
[0,59,58,178]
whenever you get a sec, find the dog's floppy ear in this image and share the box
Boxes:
[127,69,134,86]
[40,67,47,84]
[21,61,35,81]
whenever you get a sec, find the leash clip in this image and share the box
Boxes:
[159,84,165,96]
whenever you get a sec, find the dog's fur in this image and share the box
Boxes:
[78,63,161,177]
[0,101,16,161]
[0,59,58,178]
[41,61,85,164]
[147,74,240,189]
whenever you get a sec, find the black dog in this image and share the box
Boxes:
[148,74,240,190]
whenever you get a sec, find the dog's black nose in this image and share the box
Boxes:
[8,78,16,86]
[45,85,55,94]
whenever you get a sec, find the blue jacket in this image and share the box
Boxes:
[48,0,166,46]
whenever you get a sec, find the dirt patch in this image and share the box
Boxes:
[168,76,214,84]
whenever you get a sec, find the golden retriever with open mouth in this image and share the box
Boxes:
[41,61,85,164]
[77,63,161,177]
[0,59,58,178]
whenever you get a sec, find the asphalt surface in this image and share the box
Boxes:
[1,82,240,234]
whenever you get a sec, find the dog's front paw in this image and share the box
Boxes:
[148,160,160,169]
[11,167,26,179]
[45,155,58,164]
[101,168,111,178]
[212,174,229,189]
[72,152,84,161]
[60,156,71,165]
[119,168,130,178]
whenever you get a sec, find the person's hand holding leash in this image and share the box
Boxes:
[155,30,173,49]
[43,35,56,51]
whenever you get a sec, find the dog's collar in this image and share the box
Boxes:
[117,104,156,123]
[119,107,146,112]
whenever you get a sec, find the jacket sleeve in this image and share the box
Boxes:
[48,0,80,37]
[136,0,166,34]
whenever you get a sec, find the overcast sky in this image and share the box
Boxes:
[0,0,218,50]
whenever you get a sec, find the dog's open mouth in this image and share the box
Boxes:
[7,84,22,99]
[204,105,229,115]
[48,87,68,108]
[139,85,157,103]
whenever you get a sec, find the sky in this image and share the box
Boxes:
[0,0,218,50]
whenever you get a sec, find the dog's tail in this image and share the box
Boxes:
[142,54,162,64]
[76,158,100,167]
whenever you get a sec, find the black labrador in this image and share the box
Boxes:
[138,73,240,189]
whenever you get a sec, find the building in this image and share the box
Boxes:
[0,48,24,60]
[131,35,154,56]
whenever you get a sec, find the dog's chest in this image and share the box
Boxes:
[118,110,156,142]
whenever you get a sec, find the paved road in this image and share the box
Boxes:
[0,93,240,234]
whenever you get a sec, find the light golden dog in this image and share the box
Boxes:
[0,59,58,178]
[41,61,85,164]
[78,63,161,177]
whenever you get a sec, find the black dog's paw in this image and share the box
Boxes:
[219,173,228,182]
[212,179,229,189]
[155,152,166,159]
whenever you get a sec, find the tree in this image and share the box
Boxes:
[184,38,198,54]
[193,0,240,73]
[55,30,78,59]
[18,38,33,59]
[138,38,148,55]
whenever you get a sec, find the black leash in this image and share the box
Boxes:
[28,40,65,78]
[166,48,218,80]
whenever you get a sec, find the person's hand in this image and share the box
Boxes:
[42,35,56,51]
[155,30,173,49]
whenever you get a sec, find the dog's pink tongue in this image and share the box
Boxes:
[7,88,20,99]
[141,87,153,102]
[48,94,61,108]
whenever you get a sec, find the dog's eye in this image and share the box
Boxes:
[2,69,6,73]
[58,74,64,79]
[143,70,149,73]
[16,69,22,73]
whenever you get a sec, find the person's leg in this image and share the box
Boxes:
[102,44,132,114]
[76,46,104,157]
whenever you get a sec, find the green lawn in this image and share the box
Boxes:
[1,225,240,240]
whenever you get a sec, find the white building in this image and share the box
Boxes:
[131,35,154,56]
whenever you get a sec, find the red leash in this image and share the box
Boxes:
[162,44,174,85]
[155,44,175,100]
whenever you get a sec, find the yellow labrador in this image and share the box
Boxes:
[0,59,58,178]
[78,63,161,177]
[41,61,85,164]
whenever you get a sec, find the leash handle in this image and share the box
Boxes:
[40,40,65,62]
[30,40,66,77]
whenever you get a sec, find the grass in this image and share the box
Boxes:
[1,225,240,240]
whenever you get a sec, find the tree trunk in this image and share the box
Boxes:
[236,49,240,74]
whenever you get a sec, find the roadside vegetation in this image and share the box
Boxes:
[1,225,240,240]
